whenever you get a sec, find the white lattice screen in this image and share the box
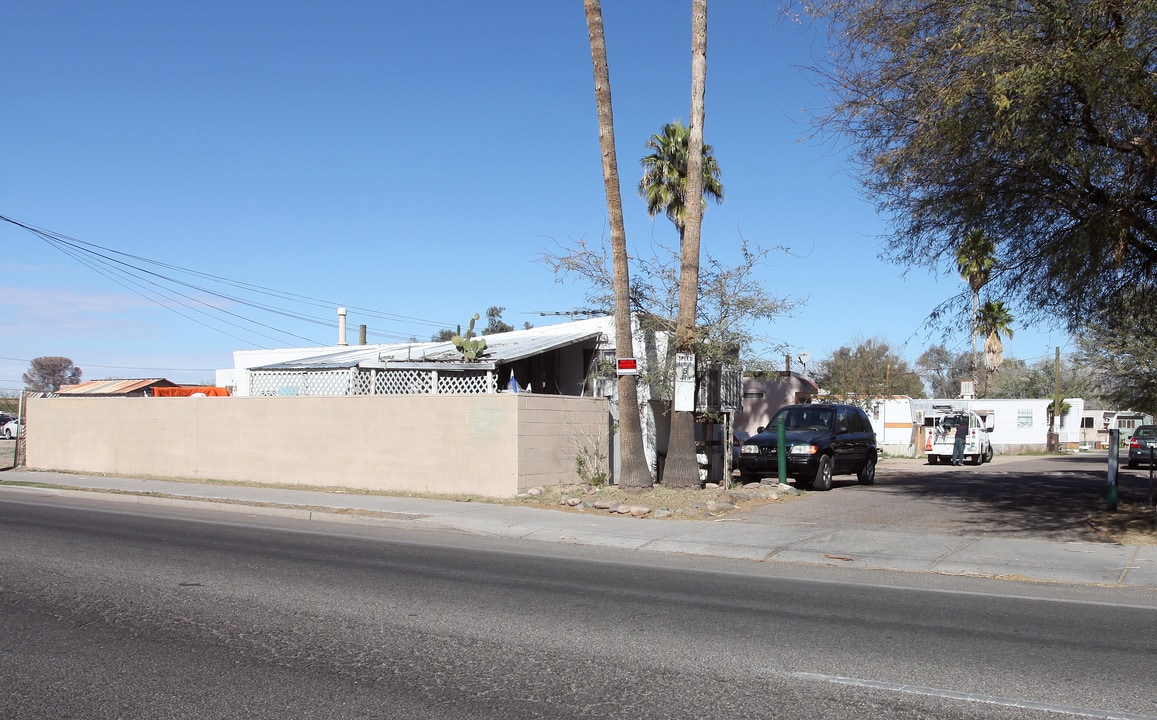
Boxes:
[249,368,496,396]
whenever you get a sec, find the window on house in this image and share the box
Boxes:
[1081,417,1094,429]
[1017,409,1033,429]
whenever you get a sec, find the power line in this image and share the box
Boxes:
[1,213,459,346]
[0,357,217,372]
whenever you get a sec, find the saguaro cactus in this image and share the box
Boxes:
[452,314,488,362]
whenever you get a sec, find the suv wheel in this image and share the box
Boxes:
[812,455,833,491]
[982,445,993,464]
[857,455,876,485]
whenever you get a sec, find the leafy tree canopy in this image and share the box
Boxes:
[802,0,1157,329]
[23,356,82,392]
[915,344,971,398]
[484,306,515,335]
[1076,287,1157,413]
[815,338,926,400]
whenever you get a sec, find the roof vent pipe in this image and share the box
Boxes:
[358,324,367,345]
[337,307,348,346]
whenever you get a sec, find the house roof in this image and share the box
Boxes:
[56,378,180,395]
[253,316,614,371]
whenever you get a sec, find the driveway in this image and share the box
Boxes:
[732,452,1144,542]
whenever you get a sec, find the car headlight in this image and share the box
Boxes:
[741,444,760,455]
[789,444,817,455]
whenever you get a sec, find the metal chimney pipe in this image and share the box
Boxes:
[337,307,348,346]
[358,324,367,345]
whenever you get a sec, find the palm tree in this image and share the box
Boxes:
[977,300,1014,397]
[655,0,715,488]
[583,0,653,487]
[638,121,724,244]
[955,229,996,394]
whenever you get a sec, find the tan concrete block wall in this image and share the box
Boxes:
[516,395,612,489]
[23,394,609,497]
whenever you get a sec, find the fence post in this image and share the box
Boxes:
[1107,428,1119,511]
[776,415,787,484]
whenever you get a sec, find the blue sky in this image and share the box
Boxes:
[0,1,1072,389]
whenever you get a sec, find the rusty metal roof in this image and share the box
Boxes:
[56,378,180,395]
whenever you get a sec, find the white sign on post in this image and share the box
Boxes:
[673,352,696,412]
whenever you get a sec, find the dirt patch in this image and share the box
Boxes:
[0,440,14,471]
[505,481,803,519]
[1087,502,1157,545]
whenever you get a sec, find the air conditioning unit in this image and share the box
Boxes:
[914,410,925,425]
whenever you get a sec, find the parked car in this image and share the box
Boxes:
[1127,425,1157,468]
[0,413,13,428]
[2,419,21,439]
[736,403,877,490]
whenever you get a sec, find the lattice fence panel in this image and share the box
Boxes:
[350,370,374,396]
[249,369,355,396]
[438,371,495,395]
[376,370,435,395]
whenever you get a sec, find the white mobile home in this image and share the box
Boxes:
[913,398,1085,454]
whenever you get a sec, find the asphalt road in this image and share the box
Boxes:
[735,452,1146,541]
[3,494,1157,719]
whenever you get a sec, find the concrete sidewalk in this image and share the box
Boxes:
[3,468,1156,588]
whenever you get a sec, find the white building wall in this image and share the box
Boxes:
[868,397,917,456]
[916,398,1084,453]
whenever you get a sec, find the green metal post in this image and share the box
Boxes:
[1107,428,1119,511]
[776,416,787,485]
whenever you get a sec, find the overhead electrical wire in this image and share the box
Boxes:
[1,214,457,347]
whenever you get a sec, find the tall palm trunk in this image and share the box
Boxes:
[583,0,653,488]
[663,0,709,488]
[970,289,979,395]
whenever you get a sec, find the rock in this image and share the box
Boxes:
[706,502,738,513]
[704,483,721,490]
[559,497,571,506]
[629,506,651,517]
[654,508,672,519]
[527,487,544,496]
[516,493,531,499]
[778,483,801,496]
[566,497,582,507]
[582,500,597,508]
[743,482,763,489]
[715,492,736,504]
[594,500,615,510]
[616,505,632,514]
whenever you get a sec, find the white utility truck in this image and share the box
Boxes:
[924,405,994,465]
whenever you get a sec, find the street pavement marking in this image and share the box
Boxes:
[791,672,1157,719]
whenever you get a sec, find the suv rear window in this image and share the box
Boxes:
[1135,426,1157,438]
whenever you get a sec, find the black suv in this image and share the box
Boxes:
[736,403,877,490]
